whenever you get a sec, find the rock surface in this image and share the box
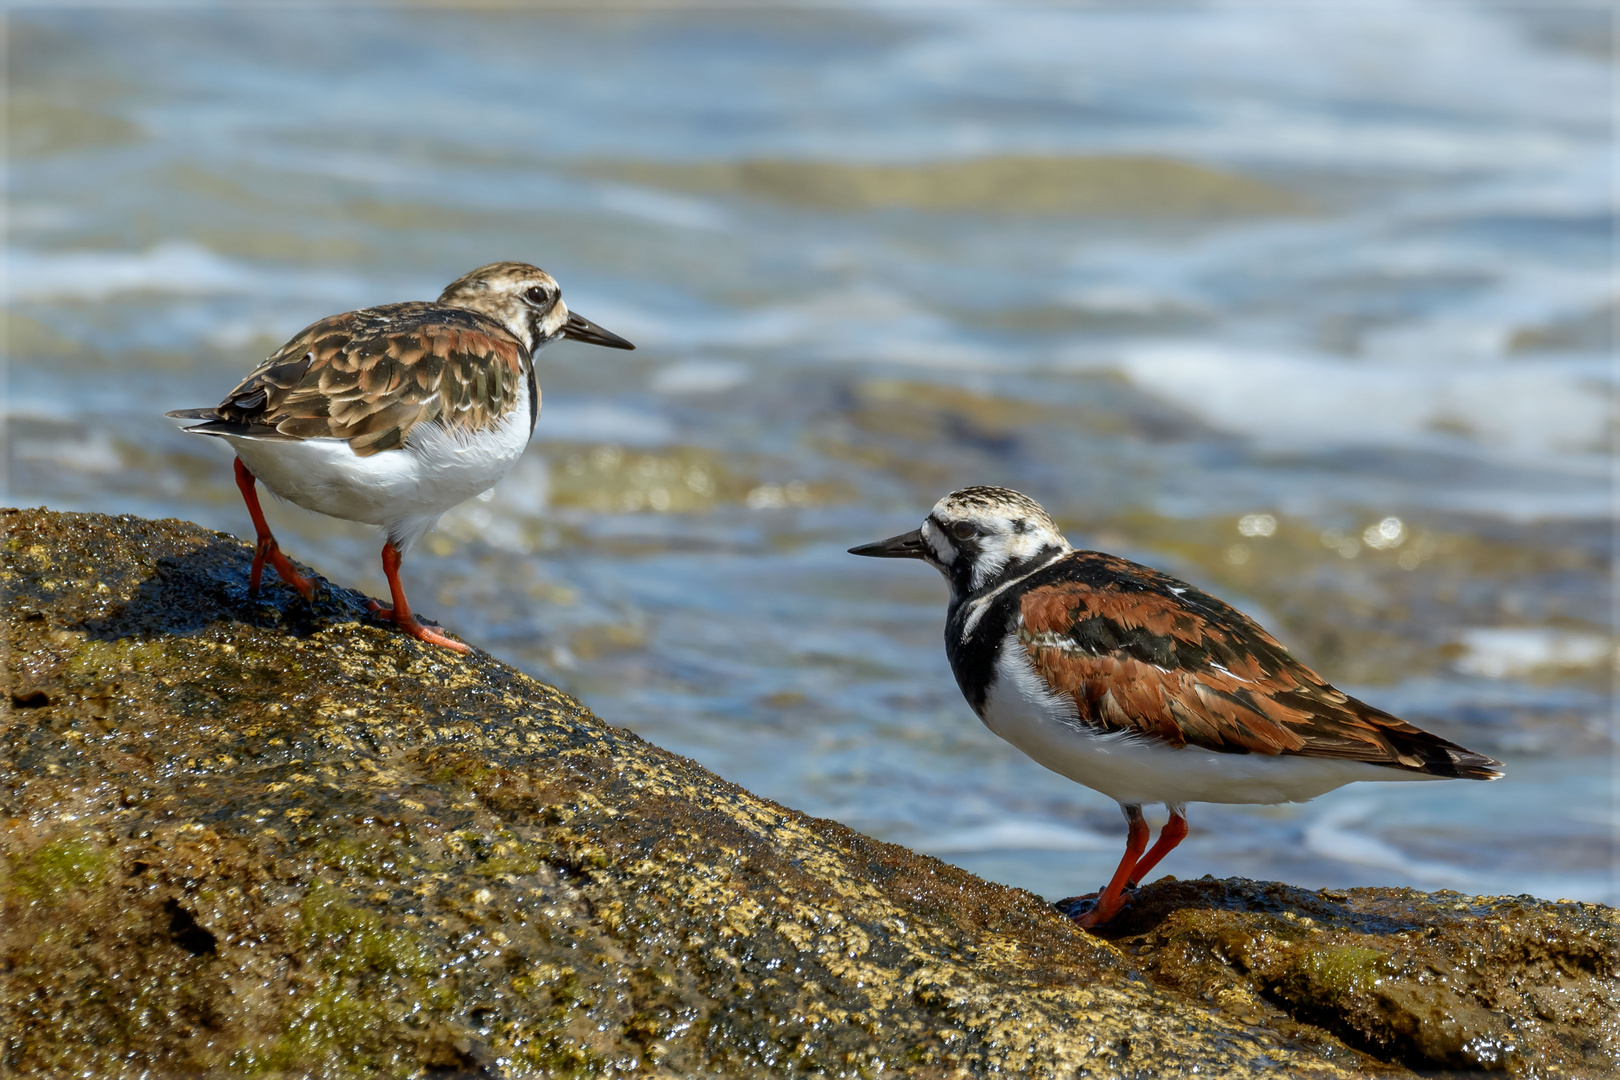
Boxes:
[1,508,1614,1079]
[1101,878,1618,1078]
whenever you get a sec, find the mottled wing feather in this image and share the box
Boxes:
[179,302,526,458]
[1017,555,1499,777]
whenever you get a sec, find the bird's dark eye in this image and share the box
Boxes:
[951,521,978,540]
[524,285,553,305]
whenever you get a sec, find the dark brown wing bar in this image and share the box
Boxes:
[168,303,528,457]
[1017,558,1502,779]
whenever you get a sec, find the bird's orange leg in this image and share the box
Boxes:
[1127,808,1189,889]
[366,540,469,654]
[1066,804,1150,929]
[234,457,317,601]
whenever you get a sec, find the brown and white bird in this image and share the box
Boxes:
[169,262,634,652]
[851,486,1502,928]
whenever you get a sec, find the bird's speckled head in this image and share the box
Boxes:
[439,262,634,356]
[850,485,1071,600]
[925,487,1070,592]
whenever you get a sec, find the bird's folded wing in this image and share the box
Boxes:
[167,303,526,457]
[1015,566,1490,774]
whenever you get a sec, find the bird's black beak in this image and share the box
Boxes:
[562,310,636,350]
[848,529,929,559]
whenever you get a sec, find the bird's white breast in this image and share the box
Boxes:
[979,634,1434,808]
[226,379,533,552]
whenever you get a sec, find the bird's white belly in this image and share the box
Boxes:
[979,641,1434,808]
[227,382,532,551]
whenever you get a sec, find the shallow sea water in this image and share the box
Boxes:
[5,4,1615,905]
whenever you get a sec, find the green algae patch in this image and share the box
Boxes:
[66,636,182,678]
[2,313,100,362]
[231,883,462,1076]
[301,880,442,979]
[3,507,1610,1078]
[584,155,1310,218]
[6,836,110,903]
[1290,946,1394,1000]
[543,443,758,515]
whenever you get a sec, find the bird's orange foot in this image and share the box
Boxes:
[367,601,469,654]
[253,537,319,603]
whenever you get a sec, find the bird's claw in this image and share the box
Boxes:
[251,537,319,603]
[1052,892,1100,920]
[366,601,469,654]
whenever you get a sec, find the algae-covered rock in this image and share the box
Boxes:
[1101,878,1620,1077]
[0,508,1365,1078]
[0,508,1609,1079]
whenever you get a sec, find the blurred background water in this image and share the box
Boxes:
[5,3,1614,905]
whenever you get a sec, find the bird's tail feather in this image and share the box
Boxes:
[165,411,302,441]
[1359,702,1504,781]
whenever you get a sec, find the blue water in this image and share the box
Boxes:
[6,3,1614,905]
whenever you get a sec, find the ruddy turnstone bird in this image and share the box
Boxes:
[168,261,634,652]
[851,486,1503,928]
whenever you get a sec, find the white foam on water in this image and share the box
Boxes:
[879,1,1606,169]
[6,242,380,305]
[1115,343,1613,467]
[7,242,251,301]
[1454,628,1615,680]
[1060,284,1207,317]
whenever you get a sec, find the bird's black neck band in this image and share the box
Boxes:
[946,543,1067,616]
